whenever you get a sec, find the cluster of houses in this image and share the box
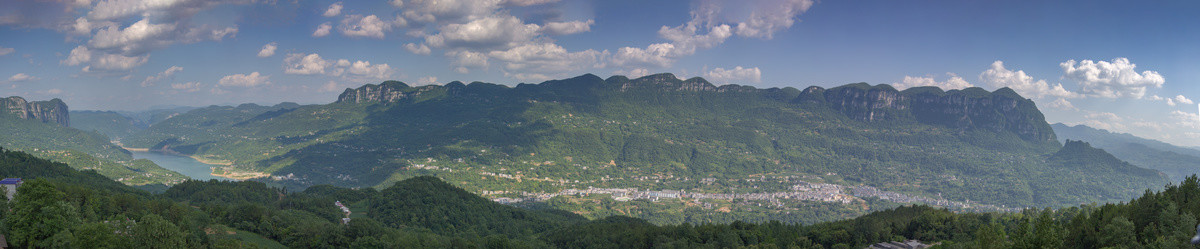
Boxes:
[335,201,351,224]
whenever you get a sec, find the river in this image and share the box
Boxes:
[130,150,234,181]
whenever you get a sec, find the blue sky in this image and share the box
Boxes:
[1,0,1199,146]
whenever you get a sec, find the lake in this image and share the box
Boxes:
[130,150,234,181]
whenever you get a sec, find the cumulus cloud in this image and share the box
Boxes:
[979,61,1078,99]
[257,42,277,58]
[313,22,332,37]
[613,68,650,78]
[323,2,343,17]
[348,60,393,79]
[892,73,973,90]
[418,76,438,85]
[0,46,13,56]
[540,20,594,35]
[404,43,431,55]
[87,17,236,56]
[447,50,489,73]
[1174,95,1194,105]
[402,0,505,23]
[283,53,394,79]
[90,52,150,70]
[8,73,38,82]
[141,66,183,87]
[703,66,761,84]
[611,43,676,68]
[284,53,332,75]
[219,72,270,87]
[489,43,606,74]
[339,15,403,39]
[1045,98,1076,111]
[425,15,540,50]
[1061,58,1164,99]
[734,0,815,39]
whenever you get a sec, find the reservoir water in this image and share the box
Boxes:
[130,150,233,181]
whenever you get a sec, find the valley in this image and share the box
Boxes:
[56,73,1176,224]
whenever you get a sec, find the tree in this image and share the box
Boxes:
[4,179,80,248]
[131,214,188,249]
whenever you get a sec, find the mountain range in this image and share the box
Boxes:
[26,73,1160,224]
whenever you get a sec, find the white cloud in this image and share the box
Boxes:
[339,15,398,39]
[1046,98,1076,111]
[319,81,343,92]
[979,61,1078,99]
[611,43,676,68]
[1060,58,1164,99]
[62,46,92,66]
[447,50,489,73]
[426,15,540,50]
[0,46,13,56]
[170,81,202,92]
[257,42,277,58]
[404,43,431,55]
[347,60,393,79]
[313,22,332,37]
[1174,95,1194,105]
[141,66,183,87]
[46,89,63,95]
[418,76,438,85]
[734,0,815,39]
[540,20,594,35]
[389,0,404,8]
[8,73,38,82]
[88,17,236,56]
[91,52,149,70]
[218,72,270,87]
[614,68,650,78]
[323,2,343,17]
[1085,112,1123,122]
[703,66,761,84]
[283,53,394,79]
[488,43,606,74]
[284,53,332,75]
[402,0,504,23]
[1170,110,1200,129]
[892,73,973,90]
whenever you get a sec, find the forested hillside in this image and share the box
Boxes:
[1053,123,1200,181]
[0,147,1196,248]
[0,110,185,186]
[115,74,1168,223]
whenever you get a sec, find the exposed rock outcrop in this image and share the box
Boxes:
[2,96,69,126]
[793,84,1056,142]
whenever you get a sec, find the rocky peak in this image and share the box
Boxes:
[336,81,414,103]
[1,96,70,126]
[794,84,1056,142]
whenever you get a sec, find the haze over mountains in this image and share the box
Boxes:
[2,73,1179,224]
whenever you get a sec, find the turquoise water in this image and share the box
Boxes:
[130,150,233,181]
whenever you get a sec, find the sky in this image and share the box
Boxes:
[1,0,1199,146]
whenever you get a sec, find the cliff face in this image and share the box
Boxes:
[795,85,1055,142]
[336,81,414,103]
[2,96,69,126]
[335,74,1056,142]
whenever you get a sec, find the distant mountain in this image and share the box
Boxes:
[71,110,143,140]
[119,73,1165,220]
[1052,123,1200,181]
[0,97,186,186]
